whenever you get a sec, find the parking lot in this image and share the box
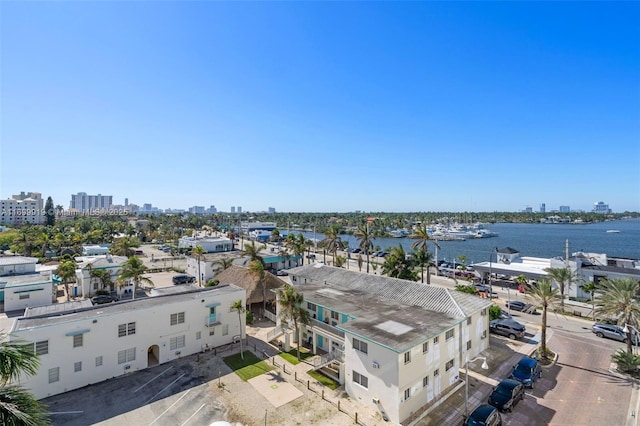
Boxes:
[44,352,228,426]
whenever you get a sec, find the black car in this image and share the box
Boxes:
[172,274,196,285]
[505,301,527,311]
[91,295,115,305]
[465,404,502,426]
[488,379,525,412]
[489,319,526,340]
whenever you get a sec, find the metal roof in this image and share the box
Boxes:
[0,256,38,266]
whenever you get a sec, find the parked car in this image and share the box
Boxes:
[504,301,526,311]
[488,379,525,412]
[592,323,638,343]
[172,274,196,285]
[91,295,115,305]
[510,356,542,388]
[465,404,502,426]
[489,319,526,340]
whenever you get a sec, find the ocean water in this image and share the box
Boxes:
[298,218,640,265]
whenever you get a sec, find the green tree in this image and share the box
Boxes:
[354,222,374,273]
[544,267,575,312]
[594,278,640,355]
[580,280,598,321]
[231,300,246,360]
[411,223,439,284]
[110,236,141,257]
[249,260,267,316]
[56,259,77,302]
[117,256,153,300]
[612,349,640,376]
[412,248,434,285]
[44,196,55,227]
[277,284,311,361]
[243,241,265,266]
[323,225,343,266]
[0,333,50,425]
[212,257,234,273]
[381,245,418,281]
[527,279,560,360]
[191,245,206,287]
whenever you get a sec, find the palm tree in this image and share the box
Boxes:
[277,284,310,361]
[56,259,77,301]
[0,333,49,425]
[382,245,418,281]
[594,278,640,355]
[354,223,374,273]
[231,300,246,360]
[544,267,575,312]
[212,257,234,273]
[110,236,140,257]
[323,226,343,266]
[580,280,598,321]
[117,256,153,300]
[412,248,434,284]
[411,223,439,284]
[243,241,265,266]
[191,245,206,287]
[249,260,267,317]
[527,279,560,360]
[514,274,529,292]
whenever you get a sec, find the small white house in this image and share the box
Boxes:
[74,255,128,298]
[81,244,110,256]
[0,257,55,312]
[8,284,246,399]
[178,236,233,253]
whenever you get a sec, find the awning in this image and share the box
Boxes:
[205,302,221,308]
[65,329,90,337]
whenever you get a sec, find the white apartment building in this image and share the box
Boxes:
[70,192,113,213]
[0,192,44,224]
[74,255,128,298]
[282,265,493,425]
[8,284,246,399]
[178,236,233,253]
[0,257,55,312]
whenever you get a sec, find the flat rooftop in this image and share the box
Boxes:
[11,284,243,332]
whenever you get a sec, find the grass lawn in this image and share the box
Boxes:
[307,369,340,390]
[278,347,314,365]
[223,351,274,381]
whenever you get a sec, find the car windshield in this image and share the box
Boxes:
[494,384,512,396]
[515,364,532,376]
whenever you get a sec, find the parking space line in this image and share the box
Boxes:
[180,403,206,426]
[148,389,191,425]
[49,411,84,415]
[145,373,186,405]
[134,367,174,393]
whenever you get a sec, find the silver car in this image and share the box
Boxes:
[592,323,638,344]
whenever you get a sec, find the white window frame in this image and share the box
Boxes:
[170,312,185,326]
[353,338,368,355]
[73,334,83,348]
[446,329,454,341]
[404,351,411,364]
[48,367,60,383]
[422,342,429,353]
[170,335,186,350]
[353,370,368,388]
[74,361,82,372]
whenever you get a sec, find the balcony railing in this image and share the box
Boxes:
[311,318,345,338]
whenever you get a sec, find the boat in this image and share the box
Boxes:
[471,229,499,238]
[606,230,620,233]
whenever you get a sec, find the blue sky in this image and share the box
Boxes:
[1,1,639,213]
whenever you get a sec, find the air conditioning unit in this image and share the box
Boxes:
[175,351,181,356]
[372,361,380,369]
[372,397,380,404]
[124,365,131,370]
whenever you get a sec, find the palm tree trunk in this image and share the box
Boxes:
[238,311,244,360]
[294,318,300,361]
[541,304,547,358]
[426,265,431,285]
[366,253,370,273]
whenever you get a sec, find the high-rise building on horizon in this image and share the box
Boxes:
[593,201,612,214]
[268,207,276,213]
[559,205,570,213]
[230,206,236,213]
[540,203,546,213]
[0,191,44,224]
[70,192,113,212]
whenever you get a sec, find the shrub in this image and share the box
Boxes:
[205,279,219,287]
[612,349,640,376]
[246,310,254,324]
[455,284,476,295]
[489,305,503,321]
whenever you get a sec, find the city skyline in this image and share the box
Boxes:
[2,2,639,213]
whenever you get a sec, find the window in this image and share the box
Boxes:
[48,367,60,383]
[118,322,136,337]
[117,348,136,364]
[307,302,316,311]
[95,356,103,367]
[331,311,339,320]
[170,335,186,350]
[170,312,185,326]
[446,329,454,341]
[209,329,215,336]
[481,330,487,339]
[467,340,472,350]
[74,361,82,372]
[404,351,411,364]
[222,324,229,336]
[353,371,368,388]
[73,334,83,348]
[423,376,429,387]
[404,388,411,401]
[19,293,30,300]
[353,338,368,354]
[196,331,202,340]
[481,308,487,316]
[433,336,439,344]
[422,342,429,353]
[445,359,454,371]
[434,369,439,377]
[467,317,472,325]
[35,340,49,355]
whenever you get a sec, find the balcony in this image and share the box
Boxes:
[312,318,345,339]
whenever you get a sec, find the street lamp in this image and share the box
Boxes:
[464,356,489,420]
[622,324,640,355]
[488,247,499,300]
